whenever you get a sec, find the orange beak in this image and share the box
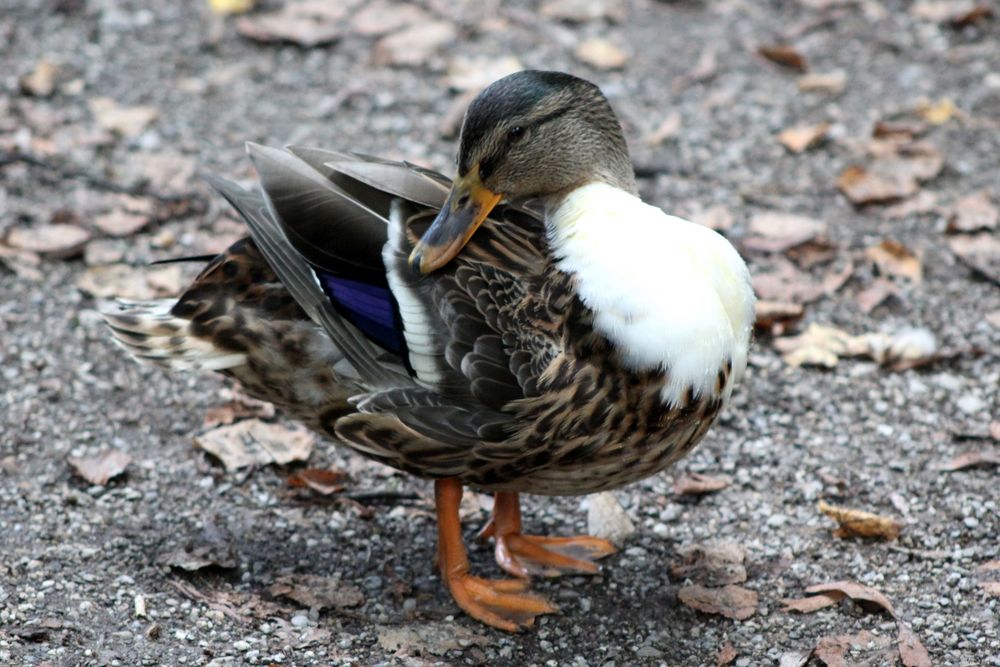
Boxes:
[408,171,501,274]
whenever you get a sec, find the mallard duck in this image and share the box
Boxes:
[101,70,754,631]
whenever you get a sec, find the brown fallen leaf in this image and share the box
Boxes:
[916,97,957,125]
[948,233,1000,286]
[947,190,998,232]
[743,212,827,253]
[350,1,430,36]
[445,55,522,93]
[897,623,932,667]
[804,581,895,616]
[882,191,938,219]
[644,111,682,146]
[936,450,1000,471]
[208,0,254,14]
[93,209,149,237]
[821,259,855,294]
[780,593,840,613]
[6,223,91,259]
[373,21,457,67]
[377,623,491,657]
[575,37,629,70]
[20,59,59,97]
[0,243,43,281]
[818,500,902,540]
[838,143,944,205]
[855,278,899,314]
[76,264,185,299]
[68,449,132,486]
[949,3,994,27]
[89,97,158,138]
[194,419,316,470]
[716,642,738,666]
[873,118,930,141]
[131,151,197,195]
[287,468,348,495]
[235,1,347,47]
[204,393,276,428]
[814,631,893,667]
[865,239,922,282]
[674,472,731,496]
[671,541,747,586]
[672,45,718,93]
[980,582,1000,596]
[758,44,808,72]
[913,1,994,27]
[796,70,846,94]
[690,204,734,232]
[677,584,758,620]
[269,574,363,611]
[778,122,830,153]
[754,300,804,336]
[752,260,826,304]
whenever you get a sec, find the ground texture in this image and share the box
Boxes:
[1,0,999,665]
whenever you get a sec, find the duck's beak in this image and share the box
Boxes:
[408,171,501,274]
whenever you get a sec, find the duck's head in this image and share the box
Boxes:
[409,70,637,273]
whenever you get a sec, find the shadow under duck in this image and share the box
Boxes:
[101,70,755,631]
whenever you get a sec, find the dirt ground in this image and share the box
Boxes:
[2,0,999,665]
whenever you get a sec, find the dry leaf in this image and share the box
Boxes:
[19,59,59,97]
[855,278,899,314]
[677,584,758,620]
[865,239,922,282]
[644,111,682,146]
[77,264,184,299]
[373,21,457,67]
[89,97,158,137]
[936,450,1000,471]
[671,541,747,586]
[690,204,734,232]
[0,243,43,281]
[818,500,902,540]
[6,224,91,259]
[716,642,738,666]
[897,623,932,667]
[160,518,238,571]
[287,468,348,495]
[269,575,363,610]
[949,3,994,27]
[912,1,993,26]
[947,191,998,232]
[540,0,626,23]
[916,97,957,125]
[744,212,827,253]
[992,421,1000,440]
[804,581,895,615]
[68,449,132,486]
[672,45,718,93]
[821,259,855,294]
[194,419,315,470]
[778,122,830,153]
[754,300,804,336]
[752,260,826,304]
[883,191,938,219]
[94,209,149,237]
[236,1,347,46]
[778,650,814,667]
[377,623,491,657]
[772,324,936,370]
[204,392,276,428]
[586,491,635,545]
[445,55,522,93]
[780,593,840,613]
[873,119,930,141]
[839,143,944,205]
[797,70,846,94]
[980,582,1000,596]
[350,2,431,36]
[947,233,1000,285]
[208,0,254,14]
[131,152,196,195]
[575,37,629,69]
[674,472,731,496]
[758,44,808,72]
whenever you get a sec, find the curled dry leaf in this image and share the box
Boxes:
[855,278,899,314]
[575,37,629,70]
[936,450,1000,471]
[797,70,846,94]
[778,650,813,667]
[89,97,158,138]
[883,190,938,219]
[19,59,59,97]
[77,264,185,299]
[6,224,91,259]
[677,584,758,620]
[716,642,738,666]
[194,419,315,471]
[838,143,944,205]
[752,260,826,304]
[0,243,43,281]
[804,581,895,616]
[350,1,430,36]
[817,500,902,540]
[93,209,149,237]
[373,21,457,67]
[755,300,804,336]
[744,212,827,253]
[269,574,363,611]
[236,1,347,47]
[586,491,635,546]
[670,541,747,586]
[758,44,808,72]
[916,97,957,125]
[897,623,932,667]
[873,119,929,141]
[947,190,998,233]
[68,449,132,486]
[778,122,830,153]
[780,593,840,614]
[377,623,491,657]
[948,233,1000,286]
[773,323,937,370]
[203,393,276,428]
[287,468,348,495]
[674,472,731,496]
[865,239,922,282]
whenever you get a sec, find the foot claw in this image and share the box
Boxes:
[496,534,617,578]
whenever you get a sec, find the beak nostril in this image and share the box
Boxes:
[456,195,470,208]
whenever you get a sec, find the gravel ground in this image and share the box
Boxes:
[2,1,999,665]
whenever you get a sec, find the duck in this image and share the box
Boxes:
[100,70,755,632]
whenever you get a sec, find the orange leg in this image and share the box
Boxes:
[480,492,617,578]
[434,479,557,632]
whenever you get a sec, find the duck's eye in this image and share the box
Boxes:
[507,126,525,142]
